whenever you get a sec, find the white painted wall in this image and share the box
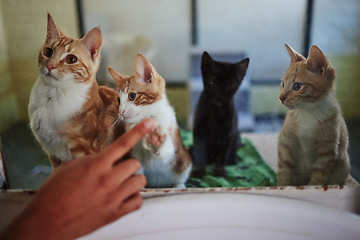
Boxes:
[83,0,308,82]
[82,0,191,82]
[197,0,307,81]
[82,0,360,116]
[311,0,360,56]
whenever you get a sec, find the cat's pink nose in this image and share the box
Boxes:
[120,110,125,116]
[47,64,56,72]
[279,95,286,103]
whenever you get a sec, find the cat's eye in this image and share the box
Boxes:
[117,97,120,105]
[128,92,136,101]
[293,82,303,91]
[281,81,285,88]
[43,48,53,58]
[65,54,78,64]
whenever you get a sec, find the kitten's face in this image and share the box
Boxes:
[201,52,249,96]
[109,54,165,124]
[280,62,313,110]
[116,77,161,122]
[280,44,335,110]
[39,14,102,86]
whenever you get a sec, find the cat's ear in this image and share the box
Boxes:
[235,58,250,77]
[201,51,215,68]
[108,68,128,87]
[46,12,63,41]
[306,45,328,75]
[285,44,305,63]
[135,53,155,84]
[201,51,219,76]
[80,27,102,60]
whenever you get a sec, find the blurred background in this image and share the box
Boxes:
[0,0,359,189]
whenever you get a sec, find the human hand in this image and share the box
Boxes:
[1,118,154,240]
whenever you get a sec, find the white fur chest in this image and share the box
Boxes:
[126,96,187,187]
[291,111,319,172]
[295,110,321,140]
[295,94,337,140]
[28,77,91,160]
[129,98,177,163]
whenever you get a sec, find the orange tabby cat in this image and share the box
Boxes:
[29,13,124,168]
[108,54,192,188]
[277,44,350,186]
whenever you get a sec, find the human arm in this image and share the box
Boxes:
[0,118,154,240]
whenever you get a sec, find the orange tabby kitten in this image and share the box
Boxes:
[29,13,123,168]
[277,44,350,186]
[108,54,192,188]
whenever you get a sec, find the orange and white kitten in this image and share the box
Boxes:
[108,54,192,188]
[277,44,350,186]
[29,13,123,168]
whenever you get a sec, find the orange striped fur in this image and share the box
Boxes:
[29,13,124,168]
[277,44,350,186]
[108,54,192,188]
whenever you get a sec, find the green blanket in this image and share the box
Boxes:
[180,130,277,188]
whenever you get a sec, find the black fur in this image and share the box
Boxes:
[192,52,249,174]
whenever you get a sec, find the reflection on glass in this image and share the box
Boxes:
[0,0,359,189]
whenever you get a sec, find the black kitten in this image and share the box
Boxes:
[192,51,249,175]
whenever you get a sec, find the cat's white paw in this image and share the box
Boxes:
[175,183,186,189]
[143,124,166,155]
[136,167,144,175]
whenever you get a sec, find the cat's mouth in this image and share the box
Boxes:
[118,113,130,121]
[283,103,297,110]
[118,114,125,121]
[45,72,58,81]
[119,112,140,122]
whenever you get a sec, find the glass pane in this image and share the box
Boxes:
[0,0,359,189]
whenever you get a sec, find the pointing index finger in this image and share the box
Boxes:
[99,118,154,166]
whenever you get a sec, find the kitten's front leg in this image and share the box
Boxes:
[308,142,337,186]
[277,136,296,186]
[143,125,166,155]
[175,183,186,189]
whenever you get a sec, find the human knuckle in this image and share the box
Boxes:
[115,138,131,151]
[102,194,116,207]
[97,174,112,189]
[104,211,120,225]
[133,197,143,210]
[84,156,102,173]
[132,159,142,170]
[137,174,147,187]
[128,174,145,186]
[122,159,141,172]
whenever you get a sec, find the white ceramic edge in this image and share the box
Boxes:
[80,192,360,240]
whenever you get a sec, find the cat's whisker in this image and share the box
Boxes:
[111,117,122,129]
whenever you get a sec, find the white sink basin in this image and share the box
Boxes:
[80,193,360,240]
